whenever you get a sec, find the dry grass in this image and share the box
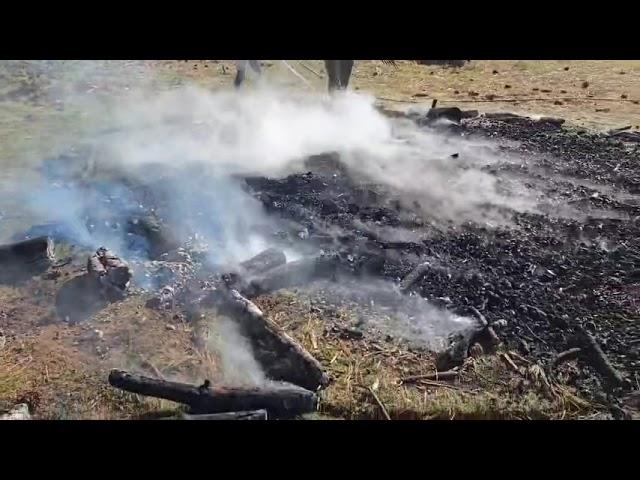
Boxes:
[150,60,640,131]
[253,290,600,420]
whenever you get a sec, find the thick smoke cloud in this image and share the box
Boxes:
[0,63,543,376]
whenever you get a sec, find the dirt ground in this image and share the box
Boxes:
[1,60,639,420]
[151,60,640,131]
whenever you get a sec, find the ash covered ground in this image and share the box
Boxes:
[241,115,640,399]
[1,84,639,418]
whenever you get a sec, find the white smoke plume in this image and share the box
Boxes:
[0,62,544,374]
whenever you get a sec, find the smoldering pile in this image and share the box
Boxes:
[3,87,639,417]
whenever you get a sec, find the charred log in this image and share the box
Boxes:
[0,236,54,282]
[574,328,628,389]
[108,369,317,417]
[204,288,329,391]
[87,247,132,299]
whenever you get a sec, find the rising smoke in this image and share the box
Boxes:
[2,62,544,382]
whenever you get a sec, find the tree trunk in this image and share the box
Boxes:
[0,236,54,266]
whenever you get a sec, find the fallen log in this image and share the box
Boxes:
[205,288,329,391]
[179,410,268,420]
[575,328,628,389]
[108,369,317,417]
[0,236,54,273]
[552,347,582,368]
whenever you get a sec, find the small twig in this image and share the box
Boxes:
[508,351,532,365]
[469,306,488,327]
[401,370,458,384]
[368,387,391,420]
[552,347,582,368]
[500,353,520,372]
[414,379,462,390]
[524,324,548,346]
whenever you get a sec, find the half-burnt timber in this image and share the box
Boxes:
[108,369,317,417]
[87,247,132,299]
[203,288,329,391]
[0,236,54,281]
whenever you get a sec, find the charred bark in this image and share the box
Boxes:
[87,247,132,299]
[574,328,628,389]
[0,236,54,281]
[204,288,329,391]
[108,369,317,417]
